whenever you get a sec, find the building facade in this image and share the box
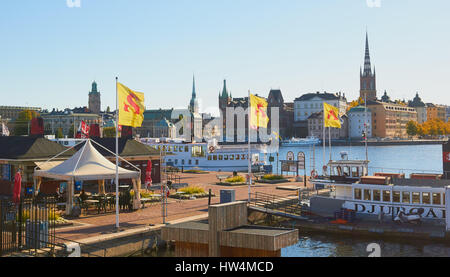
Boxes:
[41,108,101,137]
[426,103,447,122]
[367,100,418,139]
[0,106,41,120]
[307,111,348,140]
[348,106,372,139]
[408,92,427,124]
[88,81,101,115]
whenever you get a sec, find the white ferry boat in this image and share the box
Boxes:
[309,158,448,220]
[282,136,320,147]
[139,138,261,172]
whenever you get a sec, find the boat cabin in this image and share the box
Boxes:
[326,160,369,184]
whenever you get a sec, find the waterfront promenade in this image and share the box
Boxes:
[55,172,308,242]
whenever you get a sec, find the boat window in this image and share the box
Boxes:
[373,190,381,202]
[174,146,178,151]
[382,190,391,202]
[412,192,420,204]
[433,193,441,205]
[181,160,185,165]
[402,192,411,204]
[230,155,235,160]
[443,193,446,205]
[236,155,240,160]
[185,146,189,152]
[422,192,431,204]
[191,145,205,157]
[219,155,223,161]
[224,155,229,160]
[195,160,199,165]
[175,159,178,165]
[179,147,183,152]
[208,155,212,161]
[352,167,359,177]
[343,167,350,177]
[162,146,167,152]
[242,154,246,160]
[168,146,172,152]
[354,188,362,200]
[188,160,192,165]
[364,189,371,201]
[213,155,217,161]
[393,191,400,203]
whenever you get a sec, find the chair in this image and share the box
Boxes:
[75,196,89,215]
[96,194,108,214]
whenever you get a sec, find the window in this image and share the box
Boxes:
[208,155,212,161]
[354,188,362,200]
[188,160,192,165]
[224,155,229,160]
[175,159,178,165]
[181,160,185,165]
[351,167,359,177]
[195,160,199,165]
[213,155,217,161]
[230,155,234,160]
[219,155,223,161]
[393,191,400,203]
[236,155,240,160]
[373,190,381,202]
[412,192,420,204]
[382,190,391,202]
[421,192,430,204]
[241,154,246,160]
[174,146,178,151]
[433,193,441,205]
[185,146,189,152]
[402,192,410,204]
[364,189,371,201]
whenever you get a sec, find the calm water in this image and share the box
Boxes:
[282,233,450,257]
[264,144,443,176]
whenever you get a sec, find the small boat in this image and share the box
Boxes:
[282,136,320,146]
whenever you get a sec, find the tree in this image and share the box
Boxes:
[68,124,75,138]
[406,121,418,137]
[103,127,116,137]
[13,110,39,136]
[56,128,64,139]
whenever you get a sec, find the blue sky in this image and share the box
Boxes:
[0,0,449,115]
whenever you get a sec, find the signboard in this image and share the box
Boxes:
[75,181,83,191]
[444,141,450,179]
[281,160,298,173]
[2,164,11,181]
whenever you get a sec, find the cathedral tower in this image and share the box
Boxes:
[360,32,377,101]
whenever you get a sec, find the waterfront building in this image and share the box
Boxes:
[307,111,348,140]
[348,106,372,139]
[367,100,417,139]
[88,81,101,115]
[408,92,427,124]
[267,89,294,139]
[139,108,176,138]
[294,91,347,137]
[360,32,377,102]
[426,103,447,122]
[0,106,41,121]
[41,108,101,137]
[446,106,450,122]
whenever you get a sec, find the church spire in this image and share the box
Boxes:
[192,75,196,98]
[363,32,372,76]
[220,79,229,99]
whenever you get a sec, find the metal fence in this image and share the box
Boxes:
[0,196,59,256]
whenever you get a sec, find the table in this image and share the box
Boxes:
[140,194,161,208]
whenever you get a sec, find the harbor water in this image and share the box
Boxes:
[264,144,443,176]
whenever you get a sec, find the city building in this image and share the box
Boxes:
[360,32,377,102]
[139,109,176,138]
[267,89,294,139]
[0,106,41,120]
[189,76,203,142]
[408,92,427,124]
[426,103,447,122]
[446,106,450,122]
[367,100,418,139]
[88,81,101,115]
[41,108,101,137]
[348,106,372,139]
[293,91,347,137]
[307,111,348,140]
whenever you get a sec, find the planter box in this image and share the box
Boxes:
[216,182,248,187]
[169,192,213,200]
[256,179,290,184]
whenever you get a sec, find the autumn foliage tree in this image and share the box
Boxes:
[407,119,450,138]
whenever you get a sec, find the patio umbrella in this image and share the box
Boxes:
[13,170,22,204]
[145,160,152,190]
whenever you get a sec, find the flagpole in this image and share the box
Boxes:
[329,127,332,162]
[248,90,251,202]
[323,110,326,171]
[115,77,120,230]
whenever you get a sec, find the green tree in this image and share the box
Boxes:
[56,128,64,139]
[103,127,116,137]
[406,121,418,137]
[68,124,75,138]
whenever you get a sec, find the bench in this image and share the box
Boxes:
[253,173,266,181]
[140,197,159,208]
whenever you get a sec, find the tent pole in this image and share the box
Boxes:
[115,77,120,230]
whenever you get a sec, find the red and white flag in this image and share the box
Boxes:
[78,121,90,138]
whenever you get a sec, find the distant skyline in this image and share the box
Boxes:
[0,0,449,115]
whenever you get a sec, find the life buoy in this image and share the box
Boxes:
[311,170,319,179]
[209,146,215,153]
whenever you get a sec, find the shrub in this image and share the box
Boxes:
[184,169,207,174]
[140,191,156,198]
[224,176,246,183]
[179,186,205,195]
[261,174,284,181]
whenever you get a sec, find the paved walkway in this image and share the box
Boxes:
[56,172,312,242]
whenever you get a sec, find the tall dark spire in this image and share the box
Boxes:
[363,32,372,76]
[192,75,196,98]
[220,79,229,99]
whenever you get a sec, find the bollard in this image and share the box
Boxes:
[208,189,212,206]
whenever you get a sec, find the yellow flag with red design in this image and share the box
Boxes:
[118,82,145,127]
[250,94,269,129]
[323,102,341,128]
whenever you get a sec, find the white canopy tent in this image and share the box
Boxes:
[34,139,142,215]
